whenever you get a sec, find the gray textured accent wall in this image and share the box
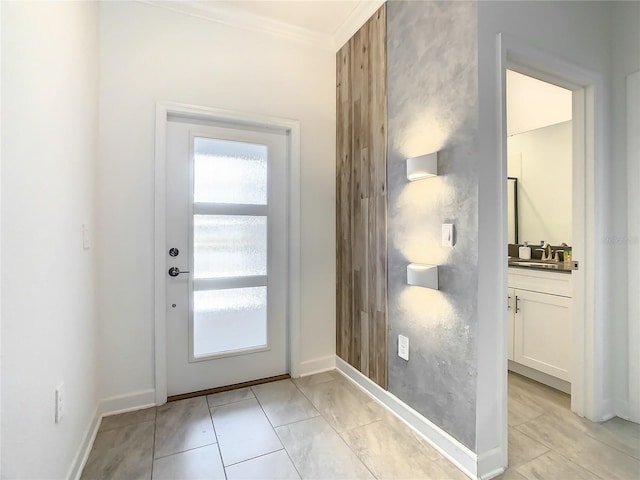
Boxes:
[386,1,479,449]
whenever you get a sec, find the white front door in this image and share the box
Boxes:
[165,118,289,396]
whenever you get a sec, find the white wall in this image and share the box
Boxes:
[1,1,99,477]
[0,1,4,475]
[476,0,615,469]
[97,2,336,402]
[611,0,640,420]
[508,121,573,246]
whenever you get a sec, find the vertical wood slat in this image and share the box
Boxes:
[336,5,388,389]
[336,42,352,364]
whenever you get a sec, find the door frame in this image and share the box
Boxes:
[153,101,301,405]
[628,71,640,423]
[497,33,605,423]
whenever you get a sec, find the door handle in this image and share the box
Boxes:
[515,296,520,313]
[508,295,511,310]
[168,267,190,277]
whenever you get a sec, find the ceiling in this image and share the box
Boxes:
[146,0,385,49]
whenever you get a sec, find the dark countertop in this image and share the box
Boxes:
[508,258,573,274]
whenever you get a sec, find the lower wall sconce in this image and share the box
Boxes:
[406,151,439,181]
[407,263,439,290]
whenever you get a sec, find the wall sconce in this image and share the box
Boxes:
[406,152,438,181]
[407,263,439,290]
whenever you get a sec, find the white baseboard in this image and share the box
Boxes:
[296,355,336,377]
[336,356,478,479]
[67,405,101,480]
[508,361,571,394]
[600,397,616,422]
[477,446,506,480]
[615,399,630,420]
[98,388,156,416]
[68,389,157,480]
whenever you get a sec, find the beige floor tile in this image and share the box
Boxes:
[300,376,384,432]
[546,409,640,460]
[276,416,374,479]
[152,444,225,480]
[564,441,640,480]
[508,396,546,427]
[495,468,528,480]
[425,458,469,480]
[291,370,340,393]
[379,411,443,461]
[514,413,594,454]
[81,421,154,480]
[207,387,255,408]
[507,374,570,426]
[508,428,548,468]
[588,416,640,460]
[154,397,216,459]
[340,418,439,479]
[84,368,640,480]
[99,406,156,432]
[251,379,319,427]
[211,397,282,466]
[225,450,301,480]
[508,373,570,411]
[517,413,640,480]
[514,451,601,480]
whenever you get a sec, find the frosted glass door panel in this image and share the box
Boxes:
[194,215,267,279]
[194,137,267,205]
[193,287,267,357]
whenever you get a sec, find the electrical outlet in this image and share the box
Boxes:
[398,335,409,361]
[55,384,64,424]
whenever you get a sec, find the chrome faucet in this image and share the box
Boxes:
[536,242,552,261]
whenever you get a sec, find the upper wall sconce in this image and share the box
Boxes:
[407,263,439,290]
[406,152,439,181]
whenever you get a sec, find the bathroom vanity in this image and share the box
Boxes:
[507,262,572,393]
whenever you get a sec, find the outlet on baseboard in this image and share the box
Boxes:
[55,383,64,424]
[398,335,409,361]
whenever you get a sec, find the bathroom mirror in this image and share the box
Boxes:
[507,177,518,244]
[506,69,573,247]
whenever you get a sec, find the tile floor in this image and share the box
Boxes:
[81,371,640,480]
[498,372,640,480]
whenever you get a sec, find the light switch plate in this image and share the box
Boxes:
[398,334,409,361]
[55,383,64,424]
[442,223,454,247]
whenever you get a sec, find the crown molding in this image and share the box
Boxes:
[140,1,335,50]
[332,0,385,50]
[140,1,385,52]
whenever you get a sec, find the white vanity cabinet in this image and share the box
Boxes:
[508,268,572,383]
[507,287,515,361]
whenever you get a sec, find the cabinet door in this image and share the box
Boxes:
[508,288,515,361]
[513,289,572,381]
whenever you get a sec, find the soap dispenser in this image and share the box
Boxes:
[519,241,532,260]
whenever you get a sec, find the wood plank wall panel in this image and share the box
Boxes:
[336,5,388,389]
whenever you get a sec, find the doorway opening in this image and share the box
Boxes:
[499,41,604,472]
[506,69,574,396]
